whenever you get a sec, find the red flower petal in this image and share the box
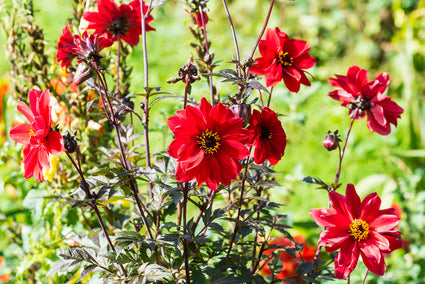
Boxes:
[359,240,386,276]
[9,123,32,145]
[334,238,360,279]
[46,131,65,156]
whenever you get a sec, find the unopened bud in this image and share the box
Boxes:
[63,131,78,153]
[323,130,340,151]
[73,63,93,86]
[229,103,251,127]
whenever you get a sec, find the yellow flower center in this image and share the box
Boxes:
[29,129,35,137]
[198,130,221,155]
[348,218,370,241]
[277,50,293,67]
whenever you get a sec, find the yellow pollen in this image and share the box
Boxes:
[29,129,35,137]
[277,50,293,67]
[348,219,370,241]
[198,129,221,155]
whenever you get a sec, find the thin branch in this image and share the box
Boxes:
[249,0,275,59]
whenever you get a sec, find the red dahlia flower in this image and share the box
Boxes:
[83,0,154,46]
[309,184,402,279]
[328,65,404,135]
[167,98,249,190]
[247,107,286,165]
[260,235,316,281]
[9,89,65,182]
[57,26,113,70]
[249,27,316,92]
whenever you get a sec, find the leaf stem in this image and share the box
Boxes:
[221,0,240,76]
[94,69,154,240]
[141,0,154,200]
[226,156,250,257]
[116,35,121,97]
[334,109,357,185]
[361,270,369,284]
[198,4,214,106]
[64,150,128,278]
[249,0,275,59]
[182,182,191,284]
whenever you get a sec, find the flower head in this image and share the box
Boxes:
[260,235,316,281]
[247,107,286,165]
[57,26,113,71]
[9,89,65,182]
[83,0,154,46]
[167,98,249,190]
[249,27,316,92]
[309,184,402,279]
[328,66,404,135]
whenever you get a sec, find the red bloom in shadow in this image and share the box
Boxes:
[328,66,404,135]
[57,26,113,70]
[167,98,249,190]
[249,27,316,92]
[9,89,65,182]
[309,184,402,279]
[247,107,286,165]
[83,0,154,46]
[260,235,316,282]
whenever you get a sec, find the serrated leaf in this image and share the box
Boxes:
[145,264,171,281]
[78,264,97,282]
[193,236,211,244]
[47,260,67,277]
[208,222,224,231]
[115,230,144,241]
[296,261,314,276]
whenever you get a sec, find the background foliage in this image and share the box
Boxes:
[0,0,424,283]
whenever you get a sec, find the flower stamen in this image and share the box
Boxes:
[198,130,221,155]
[348,219,370,241]
[277,50,293,67]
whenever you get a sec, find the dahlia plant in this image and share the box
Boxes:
[2,0,405,283]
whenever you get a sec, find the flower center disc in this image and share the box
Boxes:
[198,130,221,155]
[260,126,272,139]
[348,219,370,241]
[277,50,293,67]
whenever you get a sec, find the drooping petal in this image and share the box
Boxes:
[359,240,386,276]
[334,238,360,279]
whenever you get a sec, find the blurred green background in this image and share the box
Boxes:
[1,0,425,282]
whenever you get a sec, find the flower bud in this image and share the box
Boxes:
[323,130,340,151]
[229,103,251,127]
[73,63,93,86]
[63,131,78,154]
